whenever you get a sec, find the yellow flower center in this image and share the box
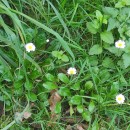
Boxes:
[118,43,123,47]
[118,97,122,101]
[70,70,74,74]
[28,45,33,50]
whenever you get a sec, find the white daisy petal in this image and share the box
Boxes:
[116,94,125,104]
[46,39,49,42]
[25,43,36,52]
[115,40,125,49]
[67,67,77,75]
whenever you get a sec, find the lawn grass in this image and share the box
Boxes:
[0,0,130,130]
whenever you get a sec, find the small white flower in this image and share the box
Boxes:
[25,43,36,52]
[115,40,125,48]
[116,94,125,104]
[67,67,76,75]
[46,39,49,42]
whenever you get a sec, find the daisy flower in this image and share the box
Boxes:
[115,40,125,49]
[25,43,36,52]
[67,67,76,75]
[116,94,125,104]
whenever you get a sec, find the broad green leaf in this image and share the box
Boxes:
[71,82,80,90]
[103,7,118,18]
[125,0,130,5]
[115,0,130,8]
[115,1,125,8]
[24,81,33,91]
[92,19,100,29]
[89,56,98,66]
[77,105,84,113]
[58,87,71,96]
[100,31,114,44]
[58,73,69,83]
[111,82,119,93]
[52,51,59,57]
[85,81,93,90]
[99,69,111,83]
[61,54,69,62]
[88,101,95,113]
[92,121,99,130]
[70,95,82,105]
[82,110,91,122]
[96,10,103,22]
[107,18,119,31]
[14,80,23,89]
[45,73,56,82]
[106,46,123,56]
[125,30,130,37]
[125,43,130,53]
[122,53,130,68]
[43,82,58,90]
[28,92,37,102]
[102,57,115,69]
[93,95,103,103]
[87,22,98,34]
[89,44,102,55]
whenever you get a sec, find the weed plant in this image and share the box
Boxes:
[0,0,130,129]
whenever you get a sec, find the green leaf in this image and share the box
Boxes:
[58,87,71,96]
[82,110,91,122]
[115,1,126,8]
[71,82,80,90]
[24,81,33,91]
[89,56,98,66]
[102,57,115,69]
[88,101,95,113]
[77,105,84,113]
[96,10,103,22]
[87,22,98,34]
[99,69,111,83]
[122,53,130,68]
[58,73,69,83]
[125,30,130,37]
[111,82,119,93]
[125,43,130,53]
[100,31,114,44]
[70,95,82,105]
[93,95,103,103]
[106,46,123,56]
[52,51,60,58]
[54,102,61,114]
[85,81,93,90]
[28,92,37,102]
[45,73,56,82]
[61,54,69,62]
[107,18,119,31]
[89,44,102,55]
[14,80,23,89]
[43,82,58,90]
[103,7,118,17]
[125,0,130,5]
[115,0,130,7]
